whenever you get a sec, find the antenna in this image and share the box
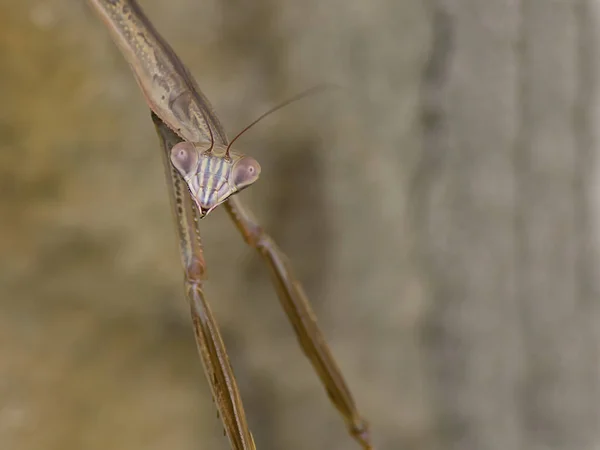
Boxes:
[225,83,337,156]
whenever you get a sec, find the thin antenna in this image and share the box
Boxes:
[225,83,337,156]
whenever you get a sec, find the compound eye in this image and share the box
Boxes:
[232,156,261,190]
[170,142,199,176]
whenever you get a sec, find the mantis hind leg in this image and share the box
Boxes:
[223,196,373,450]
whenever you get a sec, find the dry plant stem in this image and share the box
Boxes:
[153,113,256,450]
[88,0,372,448]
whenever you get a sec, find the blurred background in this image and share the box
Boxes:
[1,1,599,449]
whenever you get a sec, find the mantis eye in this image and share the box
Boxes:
[170,142,199,176]
[232,156,261,190]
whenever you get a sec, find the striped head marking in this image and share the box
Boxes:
[170,141,261,217]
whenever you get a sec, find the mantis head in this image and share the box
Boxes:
[167,86,332,217]
[170,141,261,217]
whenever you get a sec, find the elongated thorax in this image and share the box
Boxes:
[87,0,215,143]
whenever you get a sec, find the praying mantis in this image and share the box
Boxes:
[86,1,373,449]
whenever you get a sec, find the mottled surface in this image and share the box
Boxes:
[0,1,429,450]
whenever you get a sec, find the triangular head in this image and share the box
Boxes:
[170,141,261,217]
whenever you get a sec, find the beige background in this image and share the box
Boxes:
[0,1,599,450]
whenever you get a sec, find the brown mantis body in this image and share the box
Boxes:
[87,1,372,448]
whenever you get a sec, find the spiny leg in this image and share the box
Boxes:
[153,113,256,450]
[224,196,373,450]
